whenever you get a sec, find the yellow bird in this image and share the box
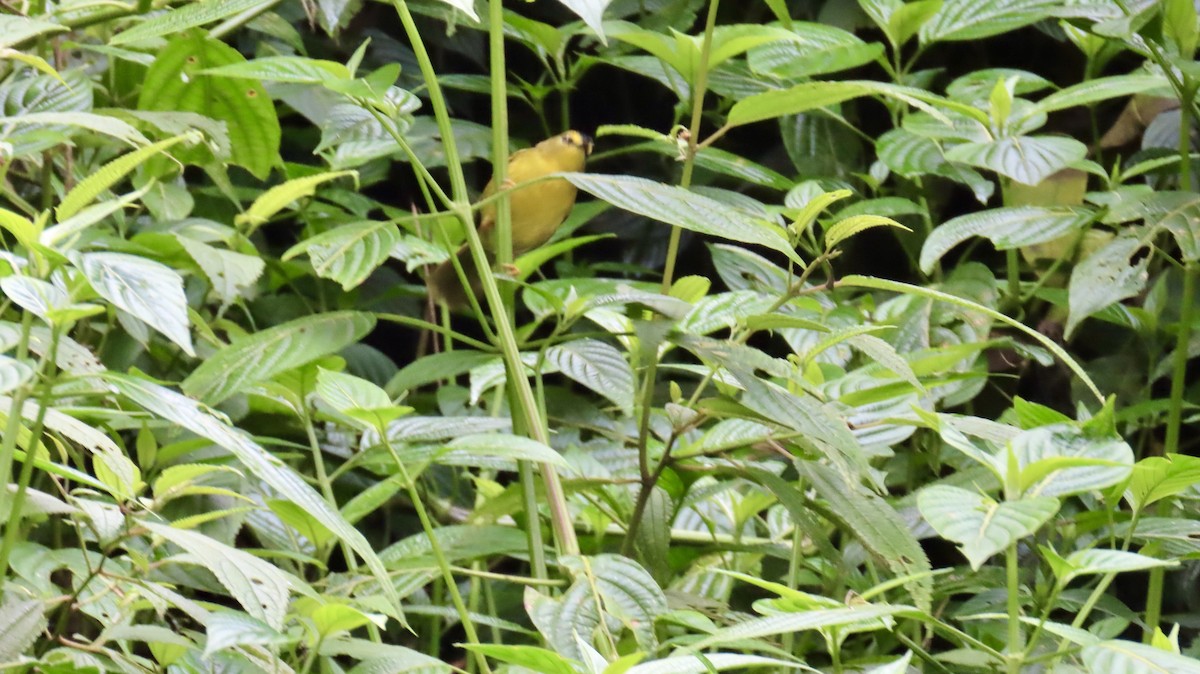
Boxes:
[429,130,593,309]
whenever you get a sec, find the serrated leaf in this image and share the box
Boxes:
[145,521,292,628]
[917,484,1059,569]
[202,611,289,656]
[238,171,357,229]
[1066,232,1149,338]
[139,35,280,179]
[729,80,972,128]
[56,133,193,221]
[1124,455,1200,512]
[946,135,1087,186]
[282,219,396,290]
[177,236,265,309]
[921,0,1062,42]
[920,206,1094,273]
[444,434,568,468]
[78,252,194,356]
[688,604,912,650]
[201,56,351,84]
[565,173,802,265]
[543,339,634,415]
[182,311,374,404]
[1005,424,1133,498]
[112,0,280,45]
[108,373,403,621]
[0,111,148,146]
[0,16,66,49]
[0,599,45,660]
[1053,549,1176,585]
[825,214,910,249]
[1081,639,1200,674]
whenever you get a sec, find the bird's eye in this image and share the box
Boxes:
[561,134,571,144]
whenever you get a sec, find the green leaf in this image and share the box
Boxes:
[177,236,265,309]
[0,111,147,146]
[145,521,293,629]
[139,35,281,179]
[840,275,1104,402]
[557,0,613,42]
[429,0,479,22]
[945,135,1087,186]
[238,170,356,229]
[1066,233,1149,338]
[201,56,351,84]
[77,252,194,356]
[1007,425,1133,497]
[753,463,932,611]
[917,484,1059,570]
[56,133,194,221]
[565,173,802,265]
[0,356,34,396]
[824,214,910,250]
[109,374,403,622]
[181,311,375,404]
[203,611,288,656]
[0,599,45,660]
[729,80,974,128]
[687,604,913,650]
[462,644,580,674]
[281,218,396,290]
[1124,455,1200,513]
[626,654,804,674]
[112,0,282,45]
[1081,640,1200,673]
[0,16,66,49]
[444,434,568,468]
[920,0,1063,42]
[920,206,1094,274]
[386,350,497,396]
[543,339,634,415]
[1049,548,1176,585]
[1030,74,1168,116]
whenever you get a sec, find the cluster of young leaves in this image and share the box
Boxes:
[0,0,1199,673]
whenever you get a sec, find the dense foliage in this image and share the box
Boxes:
[1,0,1199,672]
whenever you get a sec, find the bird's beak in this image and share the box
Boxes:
[582,134,594,156]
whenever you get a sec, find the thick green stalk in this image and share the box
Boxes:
[1005,542,1023,674]
[389,0,577,556]
[660,0,721,293]
[488,0,547,579]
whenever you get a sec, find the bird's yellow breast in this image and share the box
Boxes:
[480,138,587,255]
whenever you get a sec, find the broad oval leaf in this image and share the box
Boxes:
[282,219,398,290]
[78,252,194,356]
[921,0,1062,43]
[544,338,634,415]
[1081,639,1200,674]
[1066,232,1149,338]
[917,484,1059,570]
[945,135,1087,186]
[139,35,281,179]
[144,521,293,629]
[1005,424,1134,497]
[920,206,1094,273]
[564,173,802,264]
[181,311,375,404]
[112,0,280,45]
[109,374,402,619]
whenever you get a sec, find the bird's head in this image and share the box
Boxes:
[536,130,593,171]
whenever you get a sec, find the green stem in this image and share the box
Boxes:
[1005,542,1023,674]
[660,0,721,293]
[383,437,492,674]
[389,0,577,557]
[0,325,59,578]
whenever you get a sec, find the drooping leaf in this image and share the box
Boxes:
[181,311,375,404]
